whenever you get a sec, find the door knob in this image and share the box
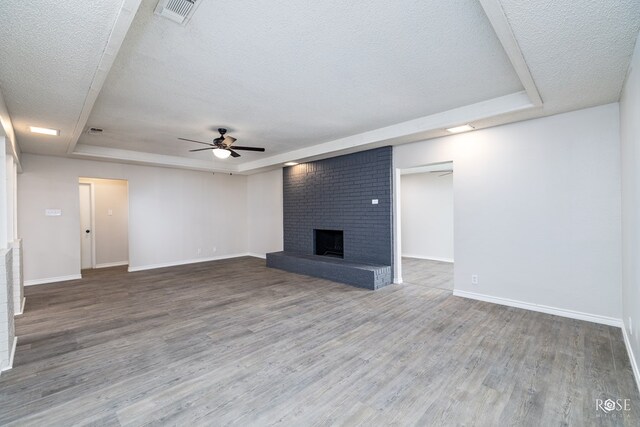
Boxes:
[85,229,91,234]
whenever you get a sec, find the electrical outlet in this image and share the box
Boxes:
[471,274,479,285]
[197,248,202,255]
[212,247,217,253]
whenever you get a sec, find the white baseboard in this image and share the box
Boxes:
[128,253,251,272]
[1,336,17,372]
[453,289,623,328]
[394,277,403,284]
[95,261,128,269]
[24,255,253,282]
[247,253,266,259]
[25,274,82,287]
[402,254,454,263]
[622,325,640,395]
[14,297,25,316]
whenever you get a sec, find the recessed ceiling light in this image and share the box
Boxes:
[284,162,299,166]
[445,124,474,134]
[29,126,60,136]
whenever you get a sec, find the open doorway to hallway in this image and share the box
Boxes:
[399,162,454,291]
[78,178,129,271]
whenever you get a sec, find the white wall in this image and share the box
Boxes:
[18,154,248,282]
[247,168,283,257]
[620,33,640,388]
[79,178,129,267]
[394,103,622,323]
[0,135,18,372]
[401,172,454,262]
[0,248,14,372]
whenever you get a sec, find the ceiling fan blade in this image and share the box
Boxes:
[439,172,453,176]
[189,147,215,152]
[429,169,453,173]
[231,146,266,152]
[179,137,214,146]
[223,136,237,146]
[228,149,241,158]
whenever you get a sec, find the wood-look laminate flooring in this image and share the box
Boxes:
[0,257,638,426]
[402,257,454,291]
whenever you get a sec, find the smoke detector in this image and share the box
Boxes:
[155,0,201,25]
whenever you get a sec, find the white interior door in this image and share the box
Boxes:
[79,183,93,269]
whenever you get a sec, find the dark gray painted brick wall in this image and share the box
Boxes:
[283,146,393,275]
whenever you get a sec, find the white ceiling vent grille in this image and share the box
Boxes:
[155,0,201,26]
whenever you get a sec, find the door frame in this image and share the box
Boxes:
[79,182,96,270]
[393,161,455,285]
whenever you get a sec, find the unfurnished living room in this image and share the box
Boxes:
[1,0,640,425]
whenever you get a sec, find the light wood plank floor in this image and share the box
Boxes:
[0,257,638,426]
[402,257,453,291]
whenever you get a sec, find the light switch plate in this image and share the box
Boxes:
[372,199,379,205]
[45,209,62,216]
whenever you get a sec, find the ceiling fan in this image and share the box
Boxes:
[179,128,265,159]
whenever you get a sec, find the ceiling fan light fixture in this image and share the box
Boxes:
[212,148,231,159]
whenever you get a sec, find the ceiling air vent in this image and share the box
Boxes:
[87,127,103,135]
[155,0,201,25]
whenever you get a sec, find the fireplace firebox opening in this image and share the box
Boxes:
[314,229,344,258]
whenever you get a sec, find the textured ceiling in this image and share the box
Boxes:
[0,0,639,171]
[500,0,640,112]
[0,0,124,155]
[79,0,522,161]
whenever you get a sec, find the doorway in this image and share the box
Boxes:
[398,162,454,291]
[79,183,94,269]
[78,178,129,271]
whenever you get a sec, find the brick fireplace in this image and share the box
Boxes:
[266,147,393,289]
